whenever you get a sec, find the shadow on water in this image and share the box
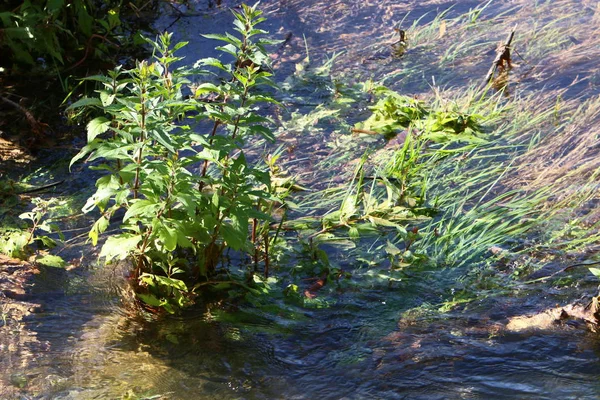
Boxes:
[5,0,600,398]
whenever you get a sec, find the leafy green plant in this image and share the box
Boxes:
[19,197,63,252]
[69,4,282,313]
[0,196,63,260]
[354,87,487,144]
[355,89,428,138]
[0,0,123,68]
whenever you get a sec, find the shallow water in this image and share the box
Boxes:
[4,0,600,398]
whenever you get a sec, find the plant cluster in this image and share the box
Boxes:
[355,87,487,144]
[0,0,128,70]
[287,85,495,277]
[70,4,284,313]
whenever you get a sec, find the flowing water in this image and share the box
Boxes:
[4,0,600,398]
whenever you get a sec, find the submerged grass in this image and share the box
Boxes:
[268,0,600,311]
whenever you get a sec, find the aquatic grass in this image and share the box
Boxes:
[255,0,600,310]
[511,95,600,191]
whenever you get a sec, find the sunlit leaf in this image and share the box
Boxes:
[100,234,142,261]
[87,117,111,142]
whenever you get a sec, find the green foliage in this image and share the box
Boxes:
[70,4,282,313]
[356,90,427,137]
[0,177,19,219]
[0,196,64,260]
[286,81,503,289]
[355,87,487,144]
[0,0,124,68]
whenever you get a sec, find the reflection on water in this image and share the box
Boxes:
[4,0,600,398]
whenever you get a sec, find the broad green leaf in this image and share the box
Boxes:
[368,216,402,229]
[36,254,66,268]
[87,117,111,142]
[46,0,65,13]
[160,225,178,251]
[194,82,220,97]
[221,223,245,250]
[385,240,402,257]
[195,57,228,71]
[202,33,241,47]
[38,236,57,248]
[100,91,115,107]
[89,216,110,246]
[89,228,98,247]
[123,199,159,222]
[215,44,238,57]
[149,128,176,153]
[176,231,194,248]
[137,293,163,307]
[173,41,189,51]
[66,97,102,111]
[140,273,188,291]
[100,234,142,261]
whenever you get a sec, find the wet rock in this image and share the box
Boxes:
[506,301,599,332]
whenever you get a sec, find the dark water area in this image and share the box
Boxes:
[3,0,600,398]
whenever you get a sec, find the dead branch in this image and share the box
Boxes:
[0,94,45,136]
[351,128,379,135]
[483,25,517,86]
[65,34,120,72]
[18,180,65,194]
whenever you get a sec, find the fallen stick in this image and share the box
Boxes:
[524,260,600,285]
[483,25,517,86]
[18,180,65,194]
[351,128,379,135]
[0,94,43,135]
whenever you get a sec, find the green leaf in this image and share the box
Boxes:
[123,199,159,222]
[140,273,188,292]
[590,267,600,278]
[77,4,94,36]
[69,141,101,171]
[100,234,142,261]
[38,236,57,248]
[160,225,178,251]
[221,223,245,250]
[136,293,163,307]
[216,44,238,57]
[368,216,402,229]
[46,0,65,13]
[36,254,66,268]
[173,41,189,51]
[195,57,228,71]
[202,33,241,47]
[385,240,402,257]
[248,125,275,141]
[89,216,110,246]
[149,128,176,153]
[100,91,115,107]
[194,83,220,97]
[66,97,102,111]
[87,117,111,142]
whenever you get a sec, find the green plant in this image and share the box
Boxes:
[0,0,123,68]
[0,196,63,259]
[69,4,282,313]
[19,197,62,252]
[354,87,487,144]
